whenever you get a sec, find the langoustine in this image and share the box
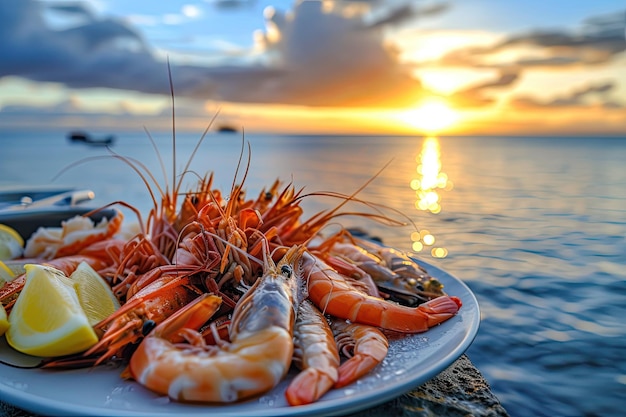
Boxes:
[301,251,462,333]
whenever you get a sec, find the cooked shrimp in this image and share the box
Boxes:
[285,299,340,406]
[314,231,445,307]
[330,318,389,388]
[302,252,462,333]
[129,245,303,403]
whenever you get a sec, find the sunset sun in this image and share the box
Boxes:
[400,99,459,133]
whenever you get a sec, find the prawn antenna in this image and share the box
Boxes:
[167,57,176,199]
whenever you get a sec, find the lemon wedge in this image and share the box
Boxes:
[6,264,98,357]
[0,303,9,336]
[71,262,120,326]
[0,224,24,260]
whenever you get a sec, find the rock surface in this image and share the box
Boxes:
[345,355,510,417]
[0,354,508,417]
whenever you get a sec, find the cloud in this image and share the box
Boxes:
[435,9,626,69]
[47,2,97,19]
[0,1,166,89]
[448,70,520,107]
[510,81,623,109]
[0,0,281,99]
[0,0,426,108]
[421,8,625,109]
[364,2,449,28]
[206,0,256,11]
[248,1,424,106]
[0,94,143,131]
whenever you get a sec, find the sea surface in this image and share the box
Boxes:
[1,131,625,417]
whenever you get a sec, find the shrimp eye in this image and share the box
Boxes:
[142,320,157,336]
[281,264,293,277]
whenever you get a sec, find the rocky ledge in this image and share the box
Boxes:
[1,354,508,417]
[346,354,510,417]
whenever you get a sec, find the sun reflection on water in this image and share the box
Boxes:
[410,136,452,258]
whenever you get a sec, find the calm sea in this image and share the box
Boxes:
[2,131,625,417]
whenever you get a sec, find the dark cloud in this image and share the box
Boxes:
[0,0,171,93]
[0,0,298,101]
[581,10,626,36]
[47,2,97,18]
[208,0,256,11]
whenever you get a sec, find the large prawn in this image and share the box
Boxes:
[313,230,447,307]
[285,299,340,406]
[302,252,462,333]
[128,244,303,402]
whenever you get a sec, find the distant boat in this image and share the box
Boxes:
[216,125,238,133]
[67,131,115,146]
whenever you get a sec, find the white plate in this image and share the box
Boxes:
[0,260,479,417]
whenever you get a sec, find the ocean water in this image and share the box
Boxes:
[1,131,625,417]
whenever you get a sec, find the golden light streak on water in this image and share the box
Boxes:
[413,136,452,213]
[410,136,452,257]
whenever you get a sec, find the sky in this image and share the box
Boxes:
[0,0,624,135]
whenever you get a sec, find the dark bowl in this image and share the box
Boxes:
[0,207,119,241]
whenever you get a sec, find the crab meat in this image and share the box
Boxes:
[23,211,123,259]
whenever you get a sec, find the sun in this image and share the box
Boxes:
[399,99,459,133]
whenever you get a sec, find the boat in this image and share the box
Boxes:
[0,186,116,240]
[216,125,238,133]
[67,131,115,146]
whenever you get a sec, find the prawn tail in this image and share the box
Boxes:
[335,352,383,389]
[285,367,337,406]
[333,322,389,388]
[419,295,462,328]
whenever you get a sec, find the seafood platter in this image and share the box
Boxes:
[0,145,479,416]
